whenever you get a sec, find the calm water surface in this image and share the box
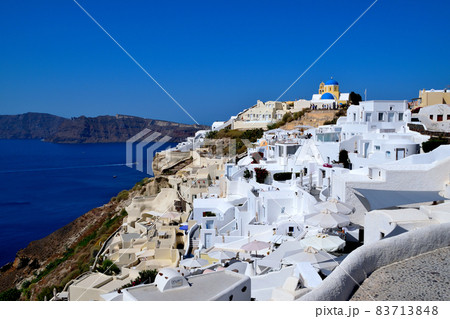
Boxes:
[0,139,175,266]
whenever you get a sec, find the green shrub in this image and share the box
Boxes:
[422,138,448,153]
[267,109,311,129]
[121,269,158,288]
[21,280,31,290]
[37,286,55,301]
[204,128,264,155]
[0,288,21,301]
[97,259,120,276]
[133,178,149,191]
[240,128,264,143]
[77,230,98,248]
[206,130,218,139]
[134,269,157,284]
[60,269,81,289]
[323,118,337,125]
[116,190,129,201]
[90,245,101,258]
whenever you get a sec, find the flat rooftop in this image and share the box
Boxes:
[73,273,111,289]
[124,270,247,301]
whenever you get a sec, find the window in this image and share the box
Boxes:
[429,115,433,120]
[288,226,294,233]
[286,145,299,155]
[447,114,450,120]
[437,115,443,122]
[378,112,384,121]
[398,113,403,121]
[386,151,391,158]
[388,113,394,122]
[375,145,380,150]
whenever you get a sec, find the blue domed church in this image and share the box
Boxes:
[310,78,350,108]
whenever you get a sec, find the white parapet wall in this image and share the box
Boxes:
[299,222,450,301]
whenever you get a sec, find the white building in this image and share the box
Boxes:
[415,104,450,132]
[364,202,450,245]
[232,100,290,130]
[316,100,428,167]
[102,268,251,301]
[331,145,450,217]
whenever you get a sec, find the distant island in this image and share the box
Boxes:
[0,113,208,143]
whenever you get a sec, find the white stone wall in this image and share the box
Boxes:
[300,222,450,301]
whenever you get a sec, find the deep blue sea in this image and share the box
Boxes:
[0,139,175,267]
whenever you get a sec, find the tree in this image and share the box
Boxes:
[338,149,350,169]
[243,168,251,180]
[98,259,120,275]
[349,92,362,105]
[422,138,448,153]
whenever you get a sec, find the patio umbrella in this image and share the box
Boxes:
[160,211,181,221]
[241,240,271,252]
[282,246,332,268]
[314,199,355,215]
[180,257,209,268]
[305,209,350,228]
[208,250,236,261]
[299,234,345,252]
[241,240,271,258]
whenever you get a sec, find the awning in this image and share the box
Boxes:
[354,188,447,211]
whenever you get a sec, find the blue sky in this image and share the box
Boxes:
[0,0,448,125]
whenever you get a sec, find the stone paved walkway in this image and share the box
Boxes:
[351,246,450,301]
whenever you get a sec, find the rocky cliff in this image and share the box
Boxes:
[0,113,207,143]
[0,177,170,300]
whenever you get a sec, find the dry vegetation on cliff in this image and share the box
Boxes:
[0,176,169,300]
